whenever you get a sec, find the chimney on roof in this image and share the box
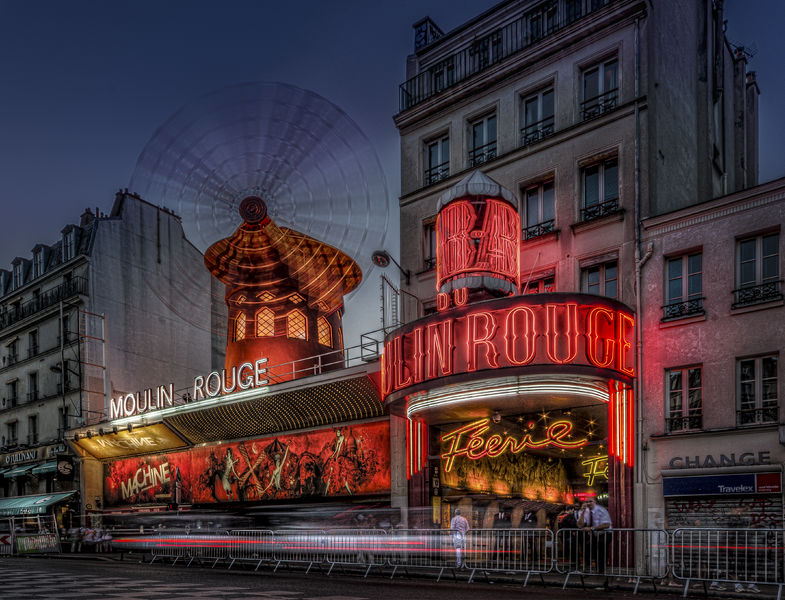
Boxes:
[80,208,95,227]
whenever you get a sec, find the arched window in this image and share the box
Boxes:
[234,312,246,341]
[256,308,275,337]
[317,317,332,347]
[286,310,307,340]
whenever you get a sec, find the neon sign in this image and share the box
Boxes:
[440,417,588,472]
[109,358,268,420]
[581,455,609,486]
[381,294,634,400]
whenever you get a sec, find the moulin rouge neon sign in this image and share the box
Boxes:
[381,294,634,400]
[440,417,588,472]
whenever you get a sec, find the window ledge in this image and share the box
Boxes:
[650,422,779,440]
[521,229,560,246]
[730,297,784,315]
[570,208,625,234]
[659,312,706,328]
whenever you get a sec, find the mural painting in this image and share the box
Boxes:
[104,421,390,507]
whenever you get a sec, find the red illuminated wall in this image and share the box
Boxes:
[103,420,390,507]
[382,293,634,400]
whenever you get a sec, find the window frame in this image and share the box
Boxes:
[733,232,782,307]
[522,179,555,240]
[522,273,555,294]
[663,252,704,320]
[468,113,497,167]
[665,365,703,433]
[62,230,75,262]
[33,250,44,278]
[581,56,619,121]
[286,309,308,340]
[424,134,450,186]
[422,219,437,271]
[736,354,779,426]
[520,86,555,147]
[580,156,619,221]
[581,259,618,299]
[317,317,333,347]
[255,307,275,337]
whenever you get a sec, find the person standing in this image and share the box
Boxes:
[578,498,612,590]
[450,508,470,568]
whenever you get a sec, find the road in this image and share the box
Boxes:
[0,555,744,599]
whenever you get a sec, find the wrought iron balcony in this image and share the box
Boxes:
[468,141,497,167]
[737,406,778,426]
[521,116,555,147]
[423,256,437,271]
[662,297,704,320]
[580,88,619,121]
[399,0,615,111]
[26,391,38,403]
[424,161,449,186]
[666,414,703,433]
[27,345,39,358]
[0,276,88,330]
[732,280,783,308]
[580,197,619,222]
[525,219,555,240]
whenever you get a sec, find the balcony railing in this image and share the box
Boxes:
[423,256,437,271]
[666,414,703,433]
[0,276,88,330]
[732,280,783,309]
[580,88,619,121]
[399,0,615,111]
[27,391,39,403]
[424,161,449,186]
[738,406,778,426]
[6,352,18,366]
[662,297,705,320]
[468,141,497,167]
[580,197,619,222]
[27,345,39,358]
[521,116,555,147]
[7,396,18,408]
[525,219,556,240]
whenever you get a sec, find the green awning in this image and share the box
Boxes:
[31,462,57,475]
[0,491,77,516]
[3,465,33,478]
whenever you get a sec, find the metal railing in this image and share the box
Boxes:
[399,0,615,111]
[662,298,704,320]
[325,529,389,577]
[665,414,703,433]
[0,276,88,330]
[525,219,556,240]
[424,161,449,186]
[580,89,619,121]
[227,529,275,571]
[737,406,779,426]
[521,116,555,147]
[468,141,497,167]
[580,197,619,222]
[732,280,783,308]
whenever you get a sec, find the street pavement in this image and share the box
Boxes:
[0,554,771,599]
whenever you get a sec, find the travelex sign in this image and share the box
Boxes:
[381,294,634,399]
[110,358,268,420]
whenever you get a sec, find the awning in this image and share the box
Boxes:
[0,491,77,516]
[31,462,57,476]
[3,465,33,478]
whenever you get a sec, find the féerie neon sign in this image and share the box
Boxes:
[440,417,589,472]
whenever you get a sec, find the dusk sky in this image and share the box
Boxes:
[1,0,783,278]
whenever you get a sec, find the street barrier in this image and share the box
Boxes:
[227,529,275,571]
[149,533,191,566]
[386,528,471,581]
[463,528,553,585]
[671,528,784,598]
[272,530,327,573]
[185,533,232,568]
[324,529,389,577]
[555,528,669,593]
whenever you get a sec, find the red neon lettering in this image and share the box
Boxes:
[466,311,499,371]
[586,306,616,368]
[440,418,589,472]
[381,343,393,396]
[474,198,520,284]
[504,306,536,365]
[412,327,424,383]
[617,312,635,375]
[544,304,579,364]
[393,335,411,389]
[426,319,454,379]
[436,292,451,311]
[437,201,476,286]
[453,287,468,306]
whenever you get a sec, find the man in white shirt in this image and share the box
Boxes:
[449,508,470,568]
[578,498,612,589]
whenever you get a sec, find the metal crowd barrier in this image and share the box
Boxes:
[324,529,389,577]
[227,529,275,571]
[185,534,232,568]
[149,533,191,566]
[387,528,459,581]
[463,528,553,585]
[555,528,669,593]
[272,530,328,573]
[671,528,785,599]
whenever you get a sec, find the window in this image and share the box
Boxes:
[289,293,304,305]
[581,157,618,220]
[7,339,18,365]
[6,381,18,408]
[666,367,703,432]
[286,310,307,340]
[663,253,703,319]
[523,180,555,239]
[469,31,502,71]
[737,355,778,425]
[234,312,246,342]
[27,415,38,445]
[582,260,618,299]
[469,114,497,167]
[581,57,618,120]
[430,57,455,93]
[62,229,75,261]
[258,291,275,303]
[27,372,38,403]
[423,220,437,271]
[734,233,781,307]
[6,422,17,446]
[12,262,23,289]
[28,330,38,358]
[256,308,275,337]
[425,135,450,185]
[317,317,332,347]
[521,87,554,147]
[33,250,44,278]
[526,1,557,42]
[523,274,555,294]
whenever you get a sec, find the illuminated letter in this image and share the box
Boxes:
[412,327,424,383]
[504,306,536,365]
[158,383,173,409]
[222,367,237,394]
[474,198,520,285]
[254,358,268,386]
[545,304,579,364]
[393,335,412,390]
[237,363,254,389]
[586,307,616,368]
[436,292,451,311]
[466,311,499,371]
[193,375,206,401]
[381,343,393,396]
[453,287,468,307]
[426,320,454,379]
[124,393,137,417]
[205,371,221,397]
[437,200,476,286]
[617,312,635,375]
[110,396,123,419]
[440,419,489,472]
